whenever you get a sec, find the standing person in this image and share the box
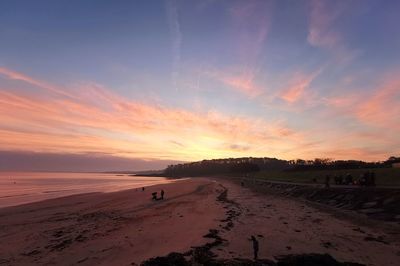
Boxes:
[142,187,145,192]
[325,175,330,188]
[250,235,259,260]
[345,173,353,185]
[161,189,165,200]
[370,171,376,186]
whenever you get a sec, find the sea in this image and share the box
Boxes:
[0,172,170,208]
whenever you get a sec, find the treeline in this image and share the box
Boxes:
[163,156,399,177]
[164,157,286,177]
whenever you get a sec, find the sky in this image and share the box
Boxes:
[0,0,399,171]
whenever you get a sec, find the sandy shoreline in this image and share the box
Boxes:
[0,178,224,265]
[1,177,399,265]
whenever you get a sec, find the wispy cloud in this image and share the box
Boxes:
[202,0,271,98]
[229,0,271,63]
[279,69,322,103]
[307,0,342,49]
[1,67,397,162]
[165,0,182,90]
[208,68,263,98]
[0,67,306,161]
[355,74,400,129]
[0,67,75,98]
[316,71,400,160]
[323,71,400,131]
[307,0,360,63]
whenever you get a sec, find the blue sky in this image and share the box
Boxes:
[0,0,399,170]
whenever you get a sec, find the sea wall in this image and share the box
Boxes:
[239,179,400,222]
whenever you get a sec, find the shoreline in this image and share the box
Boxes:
[1,177,399,265]
[0,173,174,209]
[0,178,224,265]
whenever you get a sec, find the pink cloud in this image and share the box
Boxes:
[355,76,400,128]
[203,68,264,98]
[316,71,400,160]
[219,72,262,97]
[307,0,341,49]
[2,67,397,162]
[307,0,360,64]
[200,1,271,98]
[0,67,75,98]
[0,67,304,161]
[279,69,321,103]
[323,72,400,131]
[228,0,271,64]
[323,147,390,162]
[280,77,312,103]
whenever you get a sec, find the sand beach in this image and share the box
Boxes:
[0,177,399,265]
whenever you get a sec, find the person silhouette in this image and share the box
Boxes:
[325,175,330,188]
[161,189,165,200]
[151,192,157,200]
[250,235,259,260]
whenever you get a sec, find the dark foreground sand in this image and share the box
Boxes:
[0,177,399,265]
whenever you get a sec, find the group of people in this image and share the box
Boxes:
[151,189,165,201]
[325,171,376,187]
[333,173,355,185]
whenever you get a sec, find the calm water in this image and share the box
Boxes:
[0,172,170,208]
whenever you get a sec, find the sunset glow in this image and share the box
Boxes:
[1,0,399,170]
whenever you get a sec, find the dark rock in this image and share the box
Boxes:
[141,252,189,266]
[360,208,384,214]
[276,253,365,266]
[362,202,377,208]
[203,229,219,238]
[364,236,388,245]
[322,241,334,248]
[383,197,396,206]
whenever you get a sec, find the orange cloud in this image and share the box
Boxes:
[204,68,264,98]
[280,78,310,103]
[314,72,400,160]
[220,73,262,97]
[1,67,397,162]
[0,67,74,98]
[324,72,400,130]
[356,77,400,128]
[280,70,321,103]
[0,68,305,161]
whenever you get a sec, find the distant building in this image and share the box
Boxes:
[393,163,400,168]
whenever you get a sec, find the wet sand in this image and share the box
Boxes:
[0,178,224,265]
[0,177,399,265]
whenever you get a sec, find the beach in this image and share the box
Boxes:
[0,177,399,265]
[0,172,171,208]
